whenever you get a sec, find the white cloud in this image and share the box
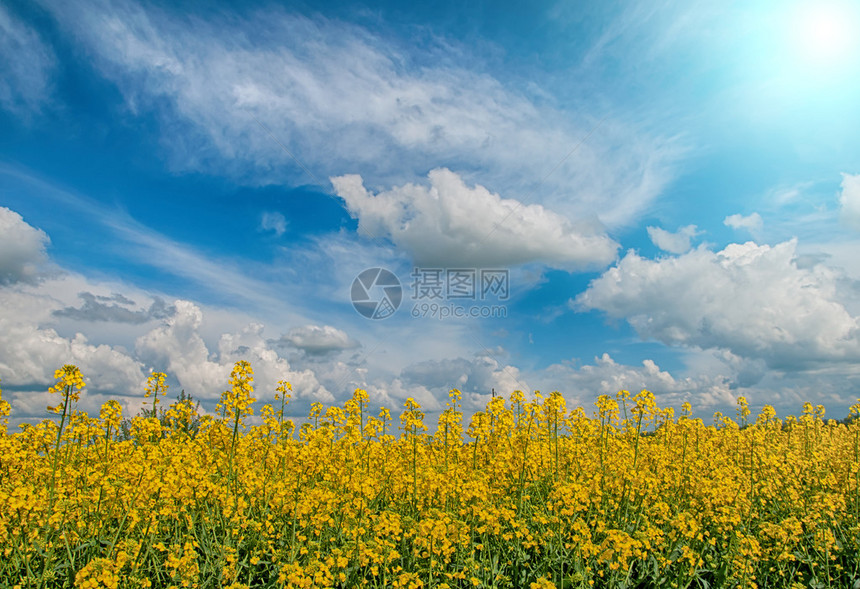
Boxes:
[0,214,153,417]
[260,211,287,236]
[0,285,147,412]
[402,353,526,395]
[308,350,528,421]
[0,318,145,396]
[332,168,619,269]
[0,204,390,419]
[134,300,228,399]
[280,325,358,356]
[543,353,735,411]
[364,379,441,414]
[0,272,338,423]
[136,300,333,402]
[575,240,860,370]
[218,322,333,402]
[541,350,860,418]
[0,207,50,285]
[0,5,56,116]
[35,0,680,228]
[723,212,763,233]
[398,352,527,414]
[3,242,855,425]
[646,224,699,254]
[839,173,860,230]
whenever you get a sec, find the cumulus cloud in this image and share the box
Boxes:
[0,5,56,116]
[361,378,442,414]
[839,173,860,230]
[313,351,528,420]
[540,350,860,418]
[575,240,860,370]
[332,168,619,269]
[34,0,679,228]
[723,212,763,233]
[260,211,287,236]
[400,352,527,411]
[54,292,175,323]
[544,353,735,410]
[136,300,333,402]
[0,286,146,414]
[0,322,145,396]
[646,224,699,254]
[0,207,50,285]
[0,275,335,422]
[278,325,358,356]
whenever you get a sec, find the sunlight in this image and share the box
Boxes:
[791,2,857,65]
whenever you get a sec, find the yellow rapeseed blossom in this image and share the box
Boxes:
[217,360,256,420]
[0,377,10,434]
[144,371,169,415]
[47,364,85,414]
[1,365,859,588]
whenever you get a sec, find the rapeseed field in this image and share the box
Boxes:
[1,363,858,588]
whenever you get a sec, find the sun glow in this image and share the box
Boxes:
[791,2,858,65]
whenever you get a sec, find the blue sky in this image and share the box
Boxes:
[2,0,860,425]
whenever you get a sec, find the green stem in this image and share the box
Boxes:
[412,427,418,511]
[48,385,72,512]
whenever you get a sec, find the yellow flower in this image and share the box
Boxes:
[216,360,256,421]
[47,364,85,414]
[0,377,10,433]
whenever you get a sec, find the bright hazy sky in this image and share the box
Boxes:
[2,0,860,424]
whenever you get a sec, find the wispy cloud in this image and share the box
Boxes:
[35,0,682,230]
[0,4,56,116]
[839,173,860,231]
[0,164,309,320]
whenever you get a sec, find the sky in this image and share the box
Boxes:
[2,0,860,427]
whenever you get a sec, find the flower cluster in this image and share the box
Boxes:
[46,364,86,414]
[216,360,256,421]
